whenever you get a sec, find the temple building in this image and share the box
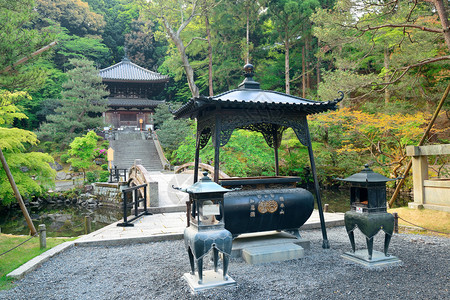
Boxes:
[99,57,169,129]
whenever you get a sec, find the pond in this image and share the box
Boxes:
[0,188,411,237]
[0,204,125,237]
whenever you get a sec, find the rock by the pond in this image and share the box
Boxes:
[56,171,67,180]
[49,162,63,171]
[20,166,29,172]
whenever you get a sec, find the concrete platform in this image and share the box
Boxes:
[183,269,237,293]
[242,243,304,264]
[341,250,402,267]
[75,209,344,247]
[231,231,310,257]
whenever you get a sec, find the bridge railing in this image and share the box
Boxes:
[152,131,170,170]
[117,183,150,227]
[109,166,127,183]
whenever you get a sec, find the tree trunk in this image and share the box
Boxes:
[306,37,310,91]
[246,6,250,64]
[384,47,390,104]
[285,31,290,95]
[162,18,199,97]
[434,0,450,52]
[316,39,321,86]
[205,14,214,96]
[302,44,306,98]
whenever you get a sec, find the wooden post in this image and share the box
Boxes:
[39,224,46,249]
[0,148,37,236]
[84,216,92,234]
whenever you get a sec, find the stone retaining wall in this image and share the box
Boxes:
[93,182,125,207]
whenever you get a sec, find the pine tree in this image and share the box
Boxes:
[39,58,109,145]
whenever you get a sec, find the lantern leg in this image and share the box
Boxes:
[366,237,374,260]
[213,247,219,272]
[384,233,392,257]
[197,258,203,284]
[188,247,195,275]
[223,254,229,281]
[348,231,356,253]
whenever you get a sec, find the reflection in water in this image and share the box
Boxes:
[0,204,125,237]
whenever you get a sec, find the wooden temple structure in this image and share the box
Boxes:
[99,57,169,129]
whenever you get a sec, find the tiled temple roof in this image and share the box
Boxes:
[99,58,169,83]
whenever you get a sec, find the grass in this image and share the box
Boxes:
[388,207,450,236]
[0,234,76,290]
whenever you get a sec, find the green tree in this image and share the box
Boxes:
[35,0,105,37]
[0,0,56,205]
[267,0,320,94]
[174,125,276,177]
[85,0,139,63]
[0,0,54,91]
[38,58,109,146]
[138,0,217,97]
[67,131,100,180]
[53,28,110,69]
[0,91,55,205]
[125,17,168,71]
[312,0,450,106]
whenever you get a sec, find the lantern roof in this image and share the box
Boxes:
[185,172,231,194]
[338,165,396,183]
[173,64,343,119]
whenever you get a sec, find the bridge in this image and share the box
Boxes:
[127,161,228,208]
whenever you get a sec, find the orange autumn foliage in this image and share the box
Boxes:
[310,108,438,177]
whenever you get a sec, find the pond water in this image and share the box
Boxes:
[0,188,411,237]
[0,204,125,237]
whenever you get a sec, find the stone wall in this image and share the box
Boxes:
[93,182,125,207]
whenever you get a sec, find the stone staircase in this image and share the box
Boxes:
[109,131,163,172]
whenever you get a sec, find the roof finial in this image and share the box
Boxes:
[238,63,260,90]
[123,45,130,62]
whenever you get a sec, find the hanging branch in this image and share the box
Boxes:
[0,41,57,74]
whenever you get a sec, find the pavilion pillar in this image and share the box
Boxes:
[194,136,200,183]
[213,115,221,182]
[305,121,329,249]
[273,127,279,176]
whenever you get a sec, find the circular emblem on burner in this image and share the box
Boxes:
[257,200,278,214]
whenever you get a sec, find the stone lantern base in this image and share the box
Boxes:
[342,250,401,268]
[183,269,236,293]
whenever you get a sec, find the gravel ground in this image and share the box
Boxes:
[1,227,448,300]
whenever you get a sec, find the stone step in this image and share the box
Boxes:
[109,136,163,171]
[241,243,304,265]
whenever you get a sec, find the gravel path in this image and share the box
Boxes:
[1,227,448,300]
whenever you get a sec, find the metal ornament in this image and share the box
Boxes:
[338,165,401,265]
[175,172,234,289]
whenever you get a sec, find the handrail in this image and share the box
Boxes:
[152,131,170,169]
[109,166,127,183]
[117,183,150,227]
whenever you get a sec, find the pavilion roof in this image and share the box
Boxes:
[99,58,169,83]
[173,77,343,119]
